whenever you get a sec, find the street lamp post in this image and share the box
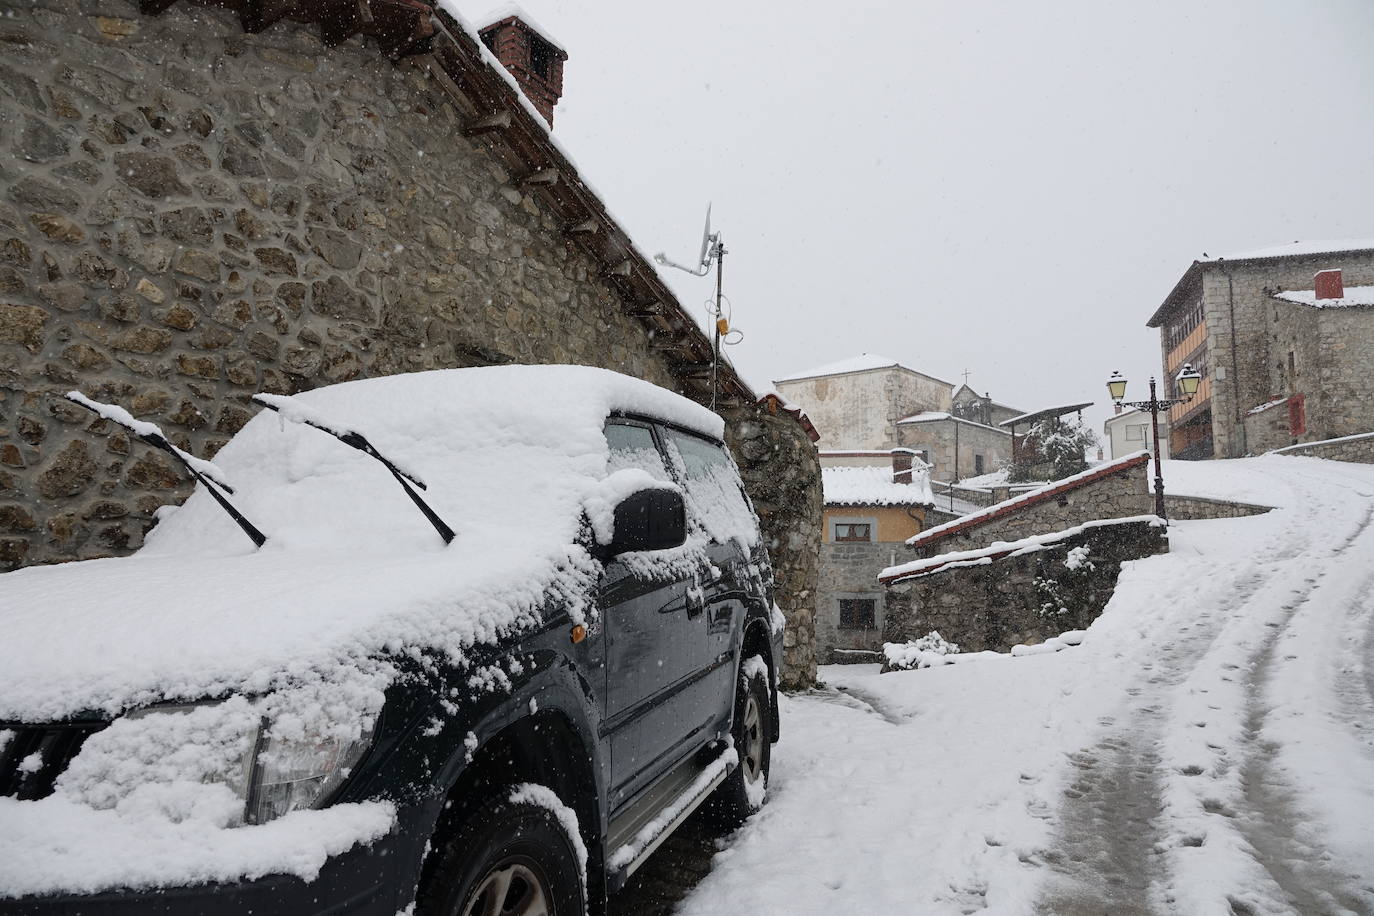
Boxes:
[1107,364,1201,521]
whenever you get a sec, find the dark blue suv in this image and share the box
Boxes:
[0,366,782,915]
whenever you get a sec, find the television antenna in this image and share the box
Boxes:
[654,204,736,411]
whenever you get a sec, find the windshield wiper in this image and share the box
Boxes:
[65,392,267,548]
[251,393,455,545]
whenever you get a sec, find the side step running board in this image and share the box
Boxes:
[606,744,737,890]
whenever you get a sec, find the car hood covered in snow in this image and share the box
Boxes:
[0,365,723,723]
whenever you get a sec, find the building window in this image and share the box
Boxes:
[839,598,875,629]
[1125,424,1146,441]
[834,523,872,542]
[974,454,985,475]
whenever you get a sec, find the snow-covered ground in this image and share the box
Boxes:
[679,454,1374,915]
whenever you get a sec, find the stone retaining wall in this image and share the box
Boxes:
[0,0,821,683]
[1163,493,1272,520]
[1272,433,1374,465]
[910,458,1152,558]
[884,520,1165,653]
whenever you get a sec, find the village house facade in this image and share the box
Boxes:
[0,0,823,682]
[775,354,1022,482]
[817,449,932,660]
[1146,242,1374,459]
[1104,406,1169,460]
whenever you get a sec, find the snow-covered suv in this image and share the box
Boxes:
[0,365,782,915]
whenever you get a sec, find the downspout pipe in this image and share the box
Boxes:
[1225,270,1246,457]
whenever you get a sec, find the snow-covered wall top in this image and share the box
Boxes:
[823,465,934,508]
[1272,285,1374,308]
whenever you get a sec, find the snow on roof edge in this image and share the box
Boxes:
[905,451,1152,549]
[882,515,1166,583]
[1271,285,1374,308]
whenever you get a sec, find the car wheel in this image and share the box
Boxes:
[708,659,771,826]
[418,792,585,916]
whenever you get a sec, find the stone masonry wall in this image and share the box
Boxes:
[884,520,1165,653]
[0,0,820,683]
[725,404,821,688]
[909,459,1153,559]
[1163,493,1271,520]
[1273,433,1374,465]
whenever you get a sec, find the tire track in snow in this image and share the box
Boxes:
[1234,501,1374,915]
[1037,462,1370,915]
[1034,571,1272,916]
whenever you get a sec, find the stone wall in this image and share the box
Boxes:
[0,0,821,683]
[909,458,1152,558]
[725,404,821,688]
[884,520,1165,653]
[1272,432,1374,465]
[1163,493,1271,520]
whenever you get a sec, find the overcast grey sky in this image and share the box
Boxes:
[481,1,1374,435]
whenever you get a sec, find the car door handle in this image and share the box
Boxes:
[685,581,705,617]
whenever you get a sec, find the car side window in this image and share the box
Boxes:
[661,429,757,548]
[605,421,670,481]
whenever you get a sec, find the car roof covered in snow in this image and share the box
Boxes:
[0,366,727,721]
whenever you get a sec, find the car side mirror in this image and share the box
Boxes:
[606,487,687,556]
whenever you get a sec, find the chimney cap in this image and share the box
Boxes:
[478,3,567,55]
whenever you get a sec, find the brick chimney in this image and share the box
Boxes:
[1314,268,1344,300]
[891,448,916,485]
[478,7,568,128]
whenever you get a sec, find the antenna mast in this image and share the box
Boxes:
[655,205,730,411]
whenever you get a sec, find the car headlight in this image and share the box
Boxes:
[245,719,375,825]
[102,698,374,826]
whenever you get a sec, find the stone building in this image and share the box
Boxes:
[0,0,821,683]
[775,354,1023,482]
[1146,241,1374,459]
[817,450,932,661]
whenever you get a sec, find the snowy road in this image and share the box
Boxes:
[672,456,1374,916]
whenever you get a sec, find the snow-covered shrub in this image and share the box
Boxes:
[1017,416,1098,481]
[1036,544,1098,622]
[1063,545,1094,572]
[883,631,961,671]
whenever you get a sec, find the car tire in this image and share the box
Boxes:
[707,659,771,827]
[418,791,585,916]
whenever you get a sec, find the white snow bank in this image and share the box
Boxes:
[883,629,1086,671]
[0,366,724,723]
